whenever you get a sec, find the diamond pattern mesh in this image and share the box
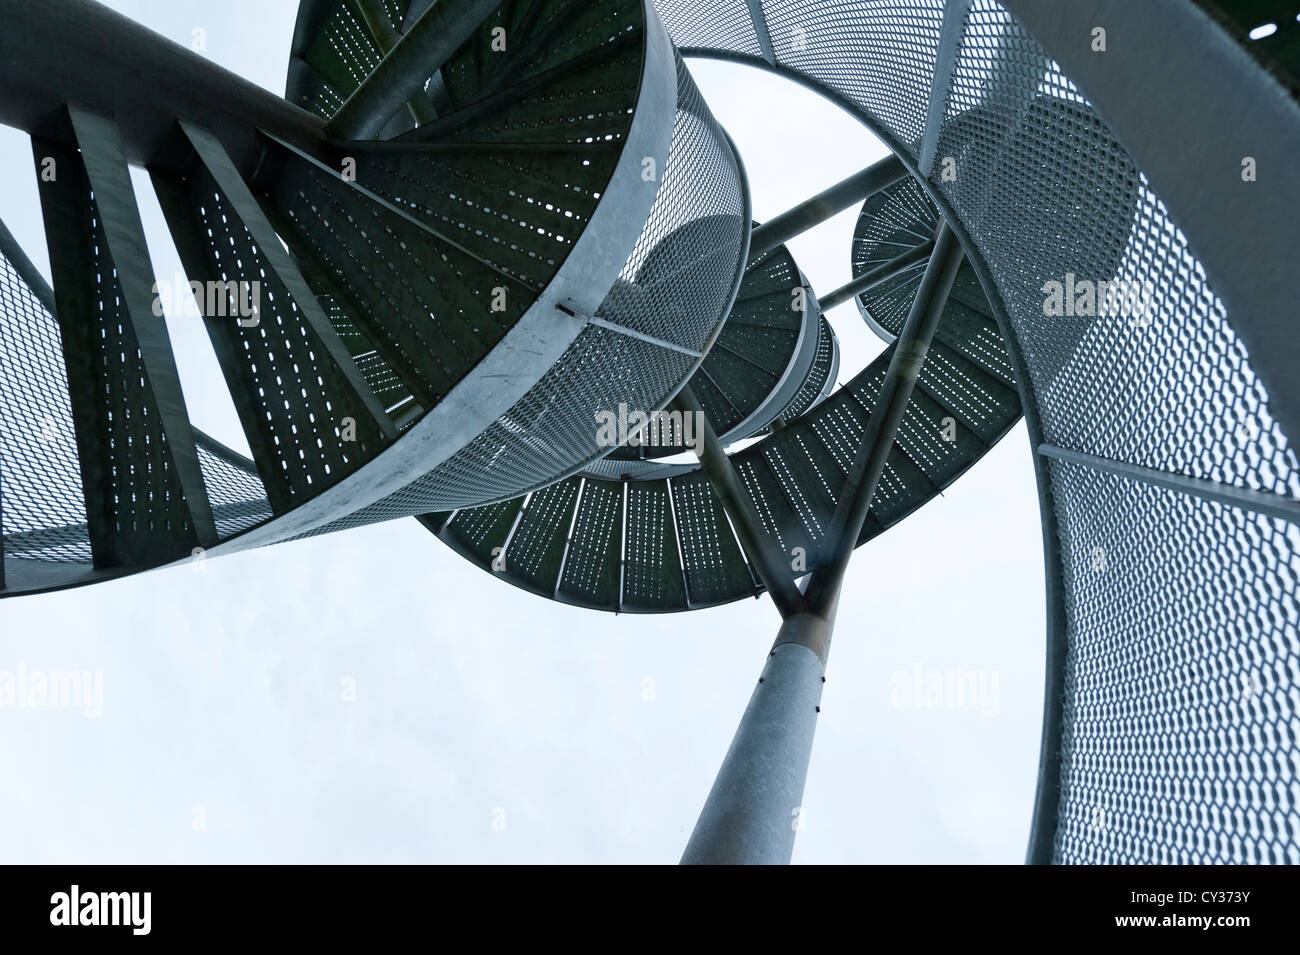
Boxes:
[1049,459,1300,864]
[0,240,90,561]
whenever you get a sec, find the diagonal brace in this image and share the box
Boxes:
[670,386,807,618]
[329,0,502,140]
[817,238,935,312]
[748,155,908,261]
[803,221,965,617]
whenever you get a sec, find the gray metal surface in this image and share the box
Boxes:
[0,0,1295,869]
[295,45,749,528]
[680,637,827,864]
[428,270,1022,613]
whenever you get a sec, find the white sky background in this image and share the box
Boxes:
[0,0,1044,863]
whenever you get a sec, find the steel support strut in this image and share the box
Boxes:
[680,221,966,865]
[817,238,935,312]
[353,0,439,127]
[747,155,907,261]
[804,222,964,614]
[329,0,503,139]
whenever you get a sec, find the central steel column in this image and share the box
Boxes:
[681,222,966,865]
[680,605,833,864]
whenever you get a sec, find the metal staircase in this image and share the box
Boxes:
[1,0,1297,867]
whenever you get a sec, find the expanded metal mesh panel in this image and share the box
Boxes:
[664,0,944,153]
[301,54,747,531]
[656,0,764,57]
[1047,458,1300,864]
[595,63,748,354]
[0,245,89,561]
[931,4,1300,859]
[609,239,809,459]
[194,440,272,539]
[749,0,946,154]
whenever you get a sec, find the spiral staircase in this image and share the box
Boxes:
[0,0,1297,865]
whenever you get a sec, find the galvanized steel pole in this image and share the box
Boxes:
[680,608,832,864]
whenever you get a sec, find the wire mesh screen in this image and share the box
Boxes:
[0,239,90,562]
[300,53,749,533]
[651,0,1300,863]
[193,437,273,539]
[667,0,947,155]
[1048,459,1300,864]
[656,0,765,58]
[935,0,1300,864]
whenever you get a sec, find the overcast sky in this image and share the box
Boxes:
[0,0,1045,864]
